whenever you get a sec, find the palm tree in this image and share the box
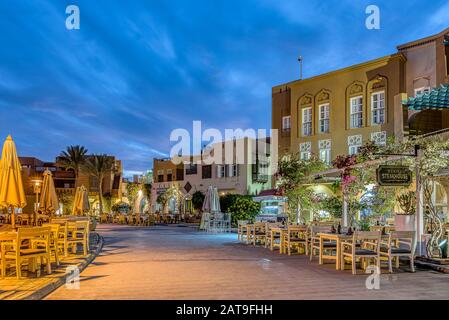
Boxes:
[59,145,88,187]
[84,155,115,215]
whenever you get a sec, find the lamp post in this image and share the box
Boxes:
[32,179,42,225]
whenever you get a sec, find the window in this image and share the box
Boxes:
[302,107,312,136]
[167,174,173,182]
[318,139,331,164]
[300,152,310,160]
[319,149,331,164]
[282,116,291,132]
[217,165,226,178]
[202,165,212,179]
[350,96,363,128]
[348,135,362,155]
[228,164,238,177]
[185,164,197,175]
[371,91,385,125]
[157,175,164,182]
[349,146,360,155]
[319,103,330,133]
[414,87,431,97]
[299,142,311,160]
[371,131,387,146]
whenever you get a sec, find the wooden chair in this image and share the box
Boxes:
[284,225,308,256]
[380,231,416,273]
[42,223,61,266]
[100,213,109,223]
[1,226,52,279]
[265,223,282,249]
[341,231,381,275]
[309,225,334,262]
[66,220,90,256]
[237,220,249,242]
[252,222,267,246]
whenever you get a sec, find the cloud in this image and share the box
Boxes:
[0,0,446,173]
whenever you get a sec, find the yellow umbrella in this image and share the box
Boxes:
[72,185,90,216]
[72,186,81,215]
[38,169,59,218]
[0,135,27,228]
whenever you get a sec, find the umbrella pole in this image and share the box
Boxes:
[10,205,15,229]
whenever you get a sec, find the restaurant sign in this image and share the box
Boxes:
[376,165,412,186]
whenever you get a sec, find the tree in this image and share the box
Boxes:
[219,194,239,213]
[192,191,205,213]
[156,192,168,213]
[277,153,328,223]
[228,196,261,225]
[143,183,152,212]
[84,155,115,216]
[59,145,88,186]
[126,182,140,209]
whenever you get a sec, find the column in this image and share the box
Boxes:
[342,194,348,227]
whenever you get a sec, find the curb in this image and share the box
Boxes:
[415,260,449,274]
[22,233,104,300]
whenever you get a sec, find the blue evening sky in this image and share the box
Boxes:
[0,0,448,176]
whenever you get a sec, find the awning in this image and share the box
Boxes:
[406,84,449,111]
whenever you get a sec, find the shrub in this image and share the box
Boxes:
[227,196,261,225]
[192,191,205,212]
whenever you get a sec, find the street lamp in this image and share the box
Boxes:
[32,179,42,225]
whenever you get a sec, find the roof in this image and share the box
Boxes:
[272,53,405,90]
[406,84,449,110]
[256,189,282,197]
[397,27,449,51]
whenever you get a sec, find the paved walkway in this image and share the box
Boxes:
[0,234,101,300]
[46,224,449,300]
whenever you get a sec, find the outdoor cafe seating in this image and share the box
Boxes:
[240,219,417,275]
[1,226,52,279]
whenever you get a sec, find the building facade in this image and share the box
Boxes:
[20,155,123,214]
[272,27,449,161]
[151,138,273,213]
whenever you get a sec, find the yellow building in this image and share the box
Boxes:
[272,27,449,163]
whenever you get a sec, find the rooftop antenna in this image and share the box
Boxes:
[298,54,303,80]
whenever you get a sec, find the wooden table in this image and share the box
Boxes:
[0,231,17,241]
[318,233,390,270]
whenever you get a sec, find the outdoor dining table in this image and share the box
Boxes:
[0,230,17,241]
[318,233,390,270]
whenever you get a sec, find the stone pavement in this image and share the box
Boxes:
[0,233,102,300]
[45,224,449,300]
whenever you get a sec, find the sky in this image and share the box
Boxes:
[0,0,448,177]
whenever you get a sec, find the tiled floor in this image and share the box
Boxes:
[46,224,449,300]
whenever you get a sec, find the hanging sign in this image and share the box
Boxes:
[376,165,412,186]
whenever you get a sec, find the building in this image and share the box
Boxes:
[20,155,123,214]
[151,137,273,213]
[272,27,449,161]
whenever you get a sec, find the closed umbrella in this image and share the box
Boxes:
[200,186,212,230]
[79,185,90,215]
[73,185,90,216]
[72,186,81,216]
[38,169,59,221]
[212,187,221,214]
[0,135,27,229]
[202,186,212,213]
